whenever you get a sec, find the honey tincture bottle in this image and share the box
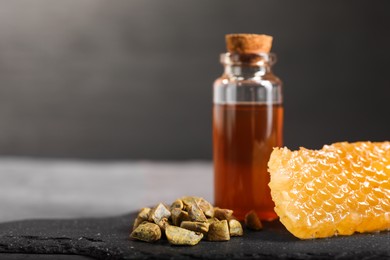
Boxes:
[213,34,283,221]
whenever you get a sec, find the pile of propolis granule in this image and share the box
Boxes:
[268,141,390,239]
[130,196,262,246]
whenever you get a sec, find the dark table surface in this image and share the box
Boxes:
[1,212,390,260]
[1,159,390,259]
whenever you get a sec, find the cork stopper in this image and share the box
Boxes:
[225,34,273,54]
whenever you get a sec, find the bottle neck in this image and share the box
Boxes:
[220,52,276,79]
[224,64,270,78]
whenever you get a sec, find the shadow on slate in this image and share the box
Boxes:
[0,213,390,260]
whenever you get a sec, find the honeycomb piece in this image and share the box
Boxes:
[268,141,390,239]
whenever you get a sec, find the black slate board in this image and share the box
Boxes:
[0,213,390,260]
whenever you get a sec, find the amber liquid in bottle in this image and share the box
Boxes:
[213,103,283,221]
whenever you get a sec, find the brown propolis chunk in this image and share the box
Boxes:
[180,196,197,204]
[228,219,243,236]
[157,217,170,231]
[207,217,219,224]
[198,198,214,218]
[132,217,145,231]
[171,208,190,226]
[149,203,171,224]
[188,203,208,222]
[180,221,210,234]
[165,225,203,246]
[245,210,263,231]
[214,208,233,220]
[207,220,230,241]
[180,196,199,210]
[170,199,184,211]
[226,33,273,54]
[180,196,214,218]
[130,222,161,242]
[132,207,151,230]
[138,208,151,219]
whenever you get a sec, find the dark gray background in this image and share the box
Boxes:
[0,0,389,160]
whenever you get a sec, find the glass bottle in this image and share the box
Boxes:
[213,52,283,221]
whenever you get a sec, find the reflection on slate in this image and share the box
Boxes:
[0,213,389,259]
